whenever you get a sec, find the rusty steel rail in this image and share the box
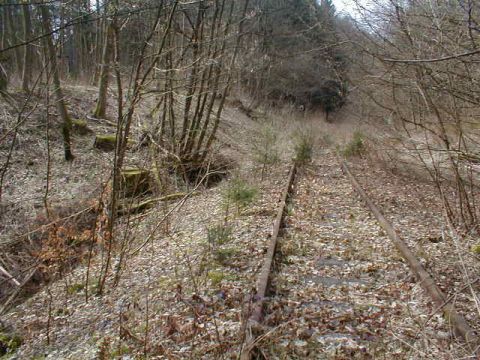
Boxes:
[241,163,297,360]
[341,160,480,354]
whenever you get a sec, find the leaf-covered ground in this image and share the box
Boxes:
[3,159,292,359]
[258,149,478,359]
[2,100,479,359]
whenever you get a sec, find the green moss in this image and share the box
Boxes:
[73,119,87,127]
[72,119,92,135]
[120,168,152,197]
[94,134,117,151]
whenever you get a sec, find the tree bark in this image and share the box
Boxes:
[0,63,7,92]
[21,3,33,92]
[93,23,113,119]
[3,2,22,78]
[40,4,74,161]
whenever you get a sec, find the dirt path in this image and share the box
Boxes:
[259,150,464,359]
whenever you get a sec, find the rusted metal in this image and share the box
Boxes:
[241,163,297,360]
[341,160,480,354]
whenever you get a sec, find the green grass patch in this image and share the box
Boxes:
[67,282,85,295]
[471,244,480,255]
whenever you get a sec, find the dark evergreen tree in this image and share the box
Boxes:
[241,0,347,117]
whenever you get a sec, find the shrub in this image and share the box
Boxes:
[343,131,365,158]
[67,283,85,295]
[294,133,314,165]
[214,247,239,265]
[253,124,280,178]
[225,178,257,212]
[207,224,233,247]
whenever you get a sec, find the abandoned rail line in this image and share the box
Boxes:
[240,150,479,359]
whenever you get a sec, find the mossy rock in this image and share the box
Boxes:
[72,119,92,136]
[120,168,152,197]
[94,134,117,152]
[0,331,22,356]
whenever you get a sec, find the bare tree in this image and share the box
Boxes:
[348,0,480,232]
[21,3,33,92]
[93,18,113,119]
[40,2,74,161]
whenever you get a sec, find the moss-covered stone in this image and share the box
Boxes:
[120,168,152,197]
[94,134,117,152]
[72,119,92,135]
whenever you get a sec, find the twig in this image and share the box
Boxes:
[0,265,20,286]
[116,192,199,216]
[129,170,215,256]
[383,48,480,64]
[0,267,37,315]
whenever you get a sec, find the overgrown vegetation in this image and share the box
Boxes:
[342,131,365,158]
[348,0,480,232]
[253,124,280,180]
[224,178,258,213]
[2,0,480,358]
[294,132,314,165]
[0,330,22,357]
[207,224,233,247]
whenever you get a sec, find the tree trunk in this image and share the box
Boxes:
[0,63,7,92]
[40,4,74,161]
[1,4,6,50]
[21,4,33,92]
[93,23,113,119]
[92,1,103,85]
[5,2,23,77]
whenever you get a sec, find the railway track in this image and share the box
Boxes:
[241,150,479,359]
